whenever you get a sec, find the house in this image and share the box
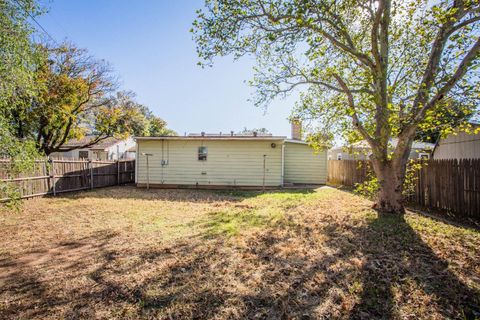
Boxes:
[433,124,480,159]
[328,139,435,161]
[50,136,136,160]
[135,123,327,188]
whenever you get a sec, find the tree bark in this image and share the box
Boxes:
[371,159,407,214]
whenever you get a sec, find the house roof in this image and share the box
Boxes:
[59,136,123,151]
[135,135,287,141]
[285,139,309,145]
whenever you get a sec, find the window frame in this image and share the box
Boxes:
[78,151,89,159]
[198,146,208,161]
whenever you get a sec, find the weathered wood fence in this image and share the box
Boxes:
[328,160,372,187]
[328,159,480,220]
[0,159,135,200]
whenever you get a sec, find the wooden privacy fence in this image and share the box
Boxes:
[328,160,372,187]
[327,159,480,220]
[0,159,135,200]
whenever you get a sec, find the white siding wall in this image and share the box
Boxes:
[137,139,283,186]
[105,137,136,160]
[434,131,480,159]
[284,142,327,184]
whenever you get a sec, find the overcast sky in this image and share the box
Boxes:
[37,0,300,137]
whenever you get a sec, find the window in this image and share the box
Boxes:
[78,151,89,159]
[198,146,208,161]
[418,152,430,160]
[336,153,342,160]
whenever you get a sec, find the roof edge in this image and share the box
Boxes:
[135,136,287,141]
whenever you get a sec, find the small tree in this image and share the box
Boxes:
[193,0,480,213]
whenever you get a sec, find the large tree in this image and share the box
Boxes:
[193,0,480,213]
[4,43,174,155]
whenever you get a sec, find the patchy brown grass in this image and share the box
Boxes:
[0,186,479,319]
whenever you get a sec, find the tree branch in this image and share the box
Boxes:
[332,74,375,148]
[414,36,480,123]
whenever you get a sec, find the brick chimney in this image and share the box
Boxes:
[291,119,302,140]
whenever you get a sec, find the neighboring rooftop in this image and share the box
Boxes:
[60,135,124,150]
[330,138,435,150]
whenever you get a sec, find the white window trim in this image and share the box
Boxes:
[418,152,430,159]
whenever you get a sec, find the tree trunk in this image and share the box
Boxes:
[371,160,406,214]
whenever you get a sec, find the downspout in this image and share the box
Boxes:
[161,139,164,184]
[281,142,285,187]
[135,139,139,184]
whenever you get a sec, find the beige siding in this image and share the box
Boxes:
[137,139,283,186]
[284,142,327,184]
[434,131,480,160]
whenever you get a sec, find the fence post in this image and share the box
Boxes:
[117,160,120,185]
[50,158,56,196]
[90,160,94,189]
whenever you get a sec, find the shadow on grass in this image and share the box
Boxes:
[1,208,479,318]
[350,213,479,319]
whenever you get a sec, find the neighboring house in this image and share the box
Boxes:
[328,138,434,161]
[125,145,137,160]
[433,125,480,159]
[135,123,327,188]
[50,136,136,160]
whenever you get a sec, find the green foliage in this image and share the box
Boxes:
[415,98,475,142]
[0,0,42,111]
[403,160,424,197]
[0,118,42,208]
[353,162,379,200]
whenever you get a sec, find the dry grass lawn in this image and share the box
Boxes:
[0,186,479,319]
